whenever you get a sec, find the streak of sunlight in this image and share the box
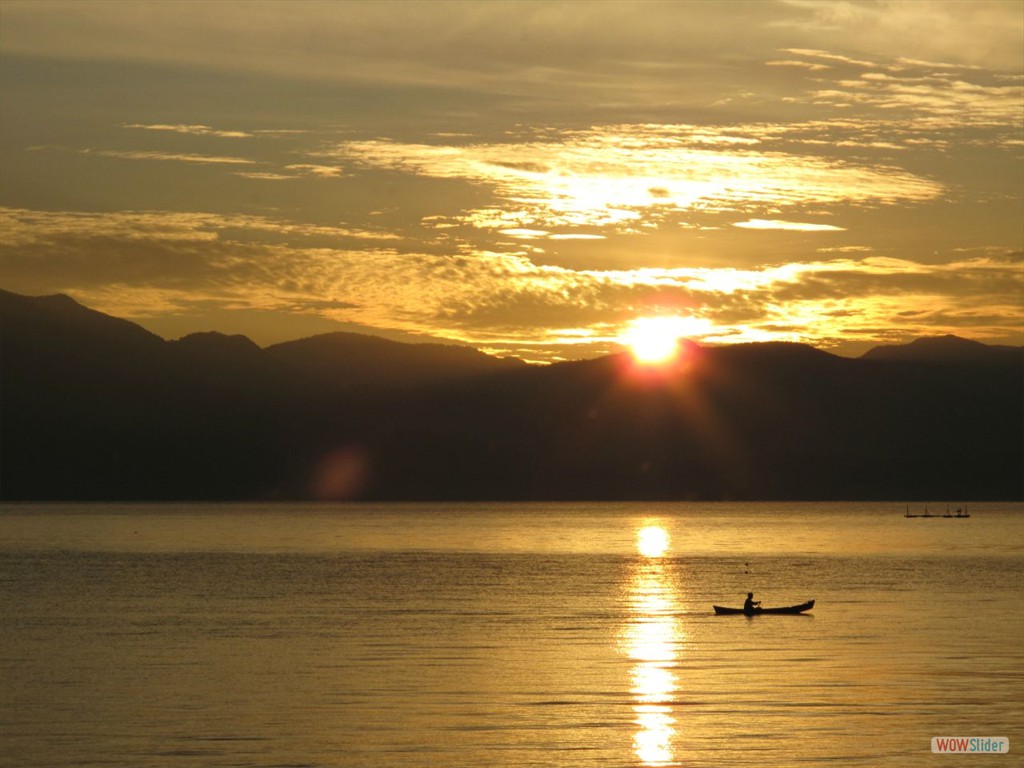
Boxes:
[622,524,682,766]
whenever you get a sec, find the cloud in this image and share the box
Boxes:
[2,206,1019,359]
[4,0,1017,116]
[777,2,1023,71]
[766,59,830,71]
[499,229,606,241]
[235,172,294,180]
[734,219,846,232]
[122,123,252,138]
[780,48,878,68]
[0,208,400,248]
[778,49,1024,129]
[500,229,549,240]
[813,75,1024,127]
[85,149,256,165]
[324,125,943,235]
[235,164,347,181]
[283,164,345,178]
[0,1,777,105]
[817,245,872,253]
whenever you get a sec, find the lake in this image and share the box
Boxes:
[1,502,1022,767]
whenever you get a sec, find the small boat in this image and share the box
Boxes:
[713,599,815,615]
[905,504,934,518]
[904,504,969,519]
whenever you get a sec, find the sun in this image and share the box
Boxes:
[621,316,690,364]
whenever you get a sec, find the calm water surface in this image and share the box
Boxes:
[1,502,1022,767]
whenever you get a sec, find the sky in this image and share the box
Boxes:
[1,0,1021,362]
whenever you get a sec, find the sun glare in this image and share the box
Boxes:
[621,317,693,364]
[636,525,670,558]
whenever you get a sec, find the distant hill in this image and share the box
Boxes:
[0,290,525,499]
[1,289,1021,501]
[0,289,521,390]
[0,289,166,380]
[862,335,1023,364]
[171,331,264,360]
[265,331,524,392]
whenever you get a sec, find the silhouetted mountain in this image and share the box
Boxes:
[172,331,264,360]
[0,289,166,383]
[0,290,520,393]
[1,289,164,352]
[265,331,524,392]
[0,291,522,499]
[862,335,1023,364]
[1,289,1021,501]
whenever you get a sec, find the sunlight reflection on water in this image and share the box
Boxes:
[623,523,683,766]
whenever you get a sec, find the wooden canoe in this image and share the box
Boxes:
[713,599,815,615]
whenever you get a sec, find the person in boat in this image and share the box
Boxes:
[743,592,761,615]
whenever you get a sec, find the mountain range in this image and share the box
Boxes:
[2,289,1021,501]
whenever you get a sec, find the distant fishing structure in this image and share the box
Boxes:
[904,504,970,519]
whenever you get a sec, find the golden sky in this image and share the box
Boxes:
[1,0,1021,361]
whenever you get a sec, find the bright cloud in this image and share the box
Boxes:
[325,125,944,235]
[734,219,846,232]
[283,164,346,178]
